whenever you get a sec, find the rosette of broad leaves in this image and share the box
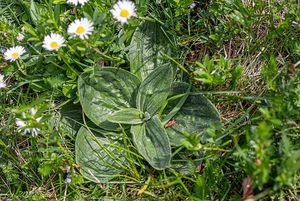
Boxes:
[75,21,221,183]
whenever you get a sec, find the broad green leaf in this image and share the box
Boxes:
[136,64,173,116]
[29,0,39,25]
[131,115,171,169]
[60,103,83,135]
[23,22,37,37]
[129,21,172,80]
[75,126,127,183]
[159,85,191,123]
[107,108,144,125]
[60,103,119,137]
[164,82,221,146]
[171,159,199,175]
[78,67,140,130]
[25,55,41,67]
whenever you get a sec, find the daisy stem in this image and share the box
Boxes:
[60,58,80,76]
[137,16,156,23]
[93,49,120,61]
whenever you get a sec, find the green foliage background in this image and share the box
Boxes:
[0,0,299,200]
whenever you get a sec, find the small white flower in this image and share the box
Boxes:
[16,118,26,128]
[29,108,37,116]
[67,18,94,39]
[16,117,39,137]
[29,108,42,123]
[111,0,136,24]
[42,33,65,51]
[29,128,40,137]
[17,33,25,41]
[15,108,42,137]
[0,74,6,89]
[67,0,89,6]
[4,46,25,62]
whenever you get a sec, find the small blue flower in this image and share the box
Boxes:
[64,174,71,184]
[189,2,196,9]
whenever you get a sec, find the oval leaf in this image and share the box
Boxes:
[131,115,171,169]
[78,67,140,130]
[75,126,127,183]
[128,21,172,80]
[107,108,144,124]
[164,82,221,146]
[136,64,173,116]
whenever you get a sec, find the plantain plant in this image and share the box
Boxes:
[75,21,221,183]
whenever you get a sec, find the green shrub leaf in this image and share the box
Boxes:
[75,126,127,183]
[129,21,172,80]
[78,67,140,130]
[136,64,173,116]
[131,115,171,169]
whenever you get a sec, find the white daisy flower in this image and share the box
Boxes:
[4,46,25,62]
[67,0,89,6]
[42,33,65,51]
[0,74,6,89]
[67,18,94,39]
[111,0,136,24]
[16,117,40,137]
[15,108,42,137]
[17,33,25,41]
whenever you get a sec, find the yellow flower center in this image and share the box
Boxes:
[12,52,19,59]
[50,41,59,49]
[120,9,129,17]
[76,26,85,34]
